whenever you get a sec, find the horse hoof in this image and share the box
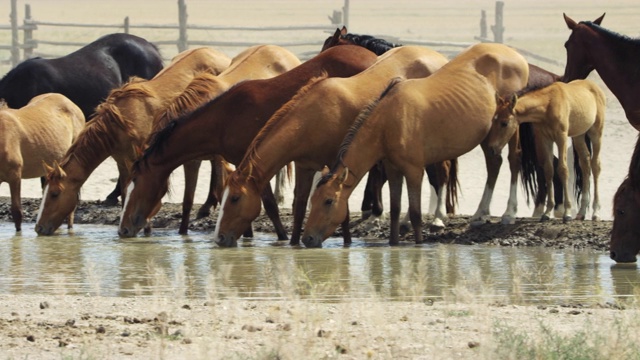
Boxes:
[429,218,445,233]
[102,198,119,207]
[540,215,550,222]
[563,215,573,223]
[575,214,585,221]
[501,216,516,225]
[361,210,373,220]
[592,215,601,221]
[196,210,210,219]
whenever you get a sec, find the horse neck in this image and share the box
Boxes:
[514,94,550,124]
[585,34,635,104]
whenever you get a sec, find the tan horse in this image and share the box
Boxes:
[34,47,235,235]
[302,43,529,247]
[485,79,605,222]
[214,46,449,246]
[0,93,84,231]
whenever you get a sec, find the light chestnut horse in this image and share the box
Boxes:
[0,94,84,231]
[485,79,605,222]
[302,43,529,247]
[213,46,450,247]
[34,47,234,235]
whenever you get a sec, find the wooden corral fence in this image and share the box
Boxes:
[1,0,560,69]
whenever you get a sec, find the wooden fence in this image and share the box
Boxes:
[1,0,560,70]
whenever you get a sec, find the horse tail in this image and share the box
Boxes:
[335,77,404,166]
[445,158,459,214]
[154,71,219,129]
[518,122,538,205]
[572,134,592,204]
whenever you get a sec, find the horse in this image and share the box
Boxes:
[0,33,164,205]
[562,14,640,262]
[471,63,565,225]
[301,43,529,247]
[34,47,233,235]
[118,45,379,241]
[485,79,605,222]
[213,45,450,247]
[0,94,84,231]
[322,27,458,227]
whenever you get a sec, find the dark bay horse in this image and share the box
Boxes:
[302,43,529,247]
[118,45,378,241]
[213,45,449,247]
[0,94,84,231]
[562,14,640,262]
[0,33,164,204]
[34,47,232,235]
[322,26,401,55]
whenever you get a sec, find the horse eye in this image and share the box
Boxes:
[617,209,625,216]
[324,198,334,206]
[50,191,60,199]
[230,195,240,203]
[501,121,508,128]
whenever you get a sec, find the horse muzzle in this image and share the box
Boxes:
[610,250,638,263]
[216,233,238,247]
[35,223,56,236]
[302,234,324,248]
[118,226,139,238]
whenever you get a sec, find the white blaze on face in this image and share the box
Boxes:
[213,187,230,240]
[36,184,49,223]
[119,182,136,228]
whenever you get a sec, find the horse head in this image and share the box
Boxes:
[36,161,78,235]
[302,166,351,248]
[562,13,605,82]
[486,93,519,156]
[213,171,263,247]
[117,164,166,238]
[611,137,640,262]
[321,26,348,53]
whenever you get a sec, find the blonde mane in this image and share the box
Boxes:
[233,72,329,185]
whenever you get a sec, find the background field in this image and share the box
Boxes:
[0,0,638,221]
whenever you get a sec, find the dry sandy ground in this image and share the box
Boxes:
[0,294,638,360]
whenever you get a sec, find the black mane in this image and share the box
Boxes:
[341,34,402,56]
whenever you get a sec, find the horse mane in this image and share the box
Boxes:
[60,77,149,168]
[317,77,403,187]
[341,33,402,56]
[235,72,329,185]
[153,71,220,130]
[583,22,640,78]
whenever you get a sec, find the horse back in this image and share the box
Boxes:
[219,45,301,83]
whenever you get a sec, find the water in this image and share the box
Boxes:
[0,222,635,306]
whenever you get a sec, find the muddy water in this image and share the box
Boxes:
[0,223,634,305]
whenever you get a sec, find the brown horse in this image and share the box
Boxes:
[485,79,605,222]
[302,43,529,247]
[213,45,449,247]
[562,14,640,262]
[0,94,84,231]
[118,45,378,241]
[34,47,233,235]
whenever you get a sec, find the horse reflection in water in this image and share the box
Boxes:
[302,43,529,247]
[561,13,640,262]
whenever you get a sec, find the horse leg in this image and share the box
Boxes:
[385,164,404,246]
[291,166,315,245]
[179,160,201,235]
[361,161,386,219]
[260,184,288,240]
[197,159,221,219]
[274,166,287,206]
[572,136,591,220]
[425,162,448,231]
[8,177,22,231]
[103,176,122,206]
[554,135,573,222]
[502,132,521,224]
[341,202,352,246]
[471,139,502,225]
[588,127,602,221]
[538,138,555,221]
[405,167,424,244]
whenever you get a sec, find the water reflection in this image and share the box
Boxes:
[0,223,635,305]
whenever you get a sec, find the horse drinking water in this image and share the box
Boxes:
[301,43,529,247]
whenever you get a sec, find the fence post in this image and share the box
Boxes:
[491,1,504,43]
[480,10,487,39]
[10,0,19,67]
[23,4,36,60]
[177,0,188,52]
[342,0,349,29]
[124,16,130,34]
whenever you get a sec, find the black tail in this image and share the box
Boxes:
[446,158,459,214]
[519,122,538,205]
[572,134,592,204]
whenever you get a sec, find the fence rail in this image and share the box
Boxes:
[0,0,559,70]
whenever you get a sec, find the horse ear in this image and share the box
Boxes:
[321,165,330,177]
[338,167,349,185]
[42,160,54,174]
[563,13,577,30]
[340,26,347,35]
[53,160,67,178]
[509,93,518,113]
[594,13,605,25]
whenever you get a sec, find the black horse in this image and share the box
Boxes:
[0,33,164,205]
